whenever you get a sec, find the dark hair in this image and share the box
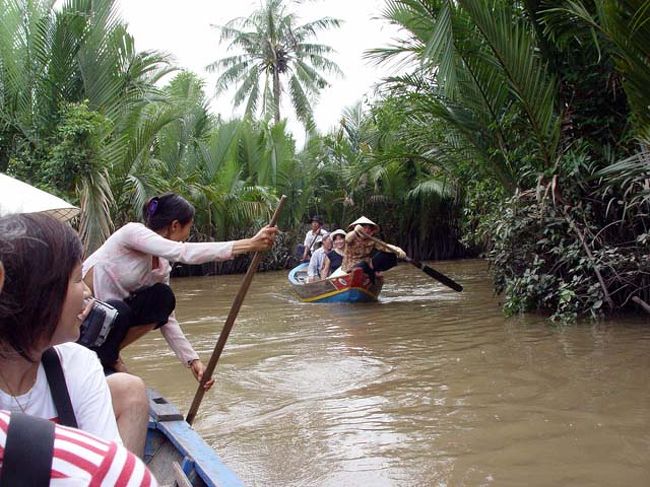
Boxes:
[0,214,83,359]
[311,215,323,224]
[143,193,195,231]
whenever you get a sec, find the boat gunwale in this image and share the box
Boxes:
[147,388,243,487]
[288,263,383,303]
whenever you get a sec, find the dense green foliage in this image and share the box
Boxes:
[1,0,649,320]
[0,0,301,261]
[369,0,650,320]
[0,0,172,251]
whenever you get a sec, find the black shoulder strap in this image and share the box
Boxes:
[41,347,78,428]
[309,229,324,252]
[0,412,55,487]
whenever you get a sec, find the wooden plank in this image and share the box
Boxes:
[172,462,193,487]
[148,388,184,422]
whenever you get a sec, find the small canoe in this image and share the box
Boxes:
[288,262,383,303]
[146,389,243,487]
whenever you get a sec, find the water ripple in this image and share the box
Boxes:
[125,260,650,486]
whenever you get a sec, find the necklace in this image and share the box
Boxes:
[0,367,35,414]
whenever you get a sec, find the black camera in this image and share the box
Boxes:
[78,300,118,348]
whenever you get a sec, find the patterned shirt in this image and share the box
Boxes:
[341,228,393,272]
[0,410,158,486]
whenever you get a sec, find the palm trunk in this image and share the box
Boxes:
[273,69,281,124]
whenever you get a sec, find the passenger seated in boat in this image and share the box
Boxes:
[307,232,332,282]
[321,229,346,277]
[0,214,123,444]
[0,214,149,455]
[0,259,155,484]
[300,215,328,262]
[82,192,278,383]
[0,410,158,486]
[333,216,406,282]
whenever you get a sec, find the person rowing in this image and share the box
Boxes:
[331,216,406,282]
[81,192,278,384]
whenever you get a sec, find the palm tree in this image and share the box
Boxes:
[366,0,562,192]
[0,0,174,252]
[543,0,650,141]
[207,0,343,131]
[145,73,295,240]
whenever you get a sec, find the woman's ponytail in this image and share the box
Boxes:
[142,193,195,231]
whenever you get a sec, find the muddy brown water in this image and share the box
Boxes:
[124,259,650,486]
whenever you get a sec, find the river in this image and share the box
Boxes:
[124,259,650,486]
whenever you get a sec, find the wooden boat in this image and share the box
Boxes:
[288,262,383,303]
[146,389,243,487]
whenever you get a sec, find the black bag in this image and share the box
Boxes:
[77,299,118,348]
[0,413,55,487]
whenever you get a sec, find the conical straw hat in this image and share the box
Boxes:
[347,216,378,229]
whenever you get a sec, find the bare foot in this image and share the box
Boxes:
[112,357,129,373]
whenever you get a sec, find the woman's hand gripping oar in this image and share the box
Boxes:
[358,229,463,292]
[186,195,287,425]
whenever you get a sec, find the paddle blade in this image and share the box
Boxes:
[410,260,463,292]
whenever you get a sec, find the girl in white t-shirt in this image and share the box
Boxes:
[0,213,119,441]
[1,241,153,483]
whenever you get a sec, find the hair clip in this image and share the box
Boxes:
[148,198,159,216]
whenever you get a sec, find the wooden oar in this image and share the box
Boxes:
[403,257,463,292]
[359,230,463,292]
[186,195,287,425]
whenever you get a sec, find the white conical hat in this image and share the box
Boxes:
[0,173,79,222]
[347,216,378,229]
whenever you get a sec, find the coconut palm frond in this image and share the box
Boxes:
[207,0,341,128]
[458,0,560,169]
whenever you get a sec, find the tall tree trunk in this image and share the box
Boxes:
[273,69,281,124]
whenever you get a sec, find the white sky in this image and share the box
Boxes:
[116,0,403,146]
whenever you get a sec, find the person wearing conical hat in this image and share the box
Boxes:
[331,216,406,282]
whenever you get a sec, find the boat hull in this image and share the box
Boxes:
[288,263,383,303]
[145,389,243,487]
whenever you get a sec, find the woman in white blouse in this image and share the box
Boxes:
[83,193,278,385]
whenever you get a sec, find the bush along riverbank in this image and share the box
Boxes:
[476,160,650,323]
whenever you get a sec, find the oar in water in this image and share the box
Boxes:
[186,195,287,425]
[403,257,463,292]
[359,230,463,292]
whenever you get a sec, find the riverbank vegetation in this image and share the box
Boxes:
[1,0,648,320]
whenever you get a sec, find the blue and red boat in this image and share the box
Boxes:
[288,263,384,303]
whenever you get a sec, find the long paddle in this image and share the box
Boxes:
[186,195,287,425]
[359,230,463,292]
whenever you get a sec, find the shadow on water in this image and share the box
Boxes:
[126,259,650,486]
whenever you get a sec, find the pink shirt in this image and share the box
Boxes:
[83,223,235,365]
